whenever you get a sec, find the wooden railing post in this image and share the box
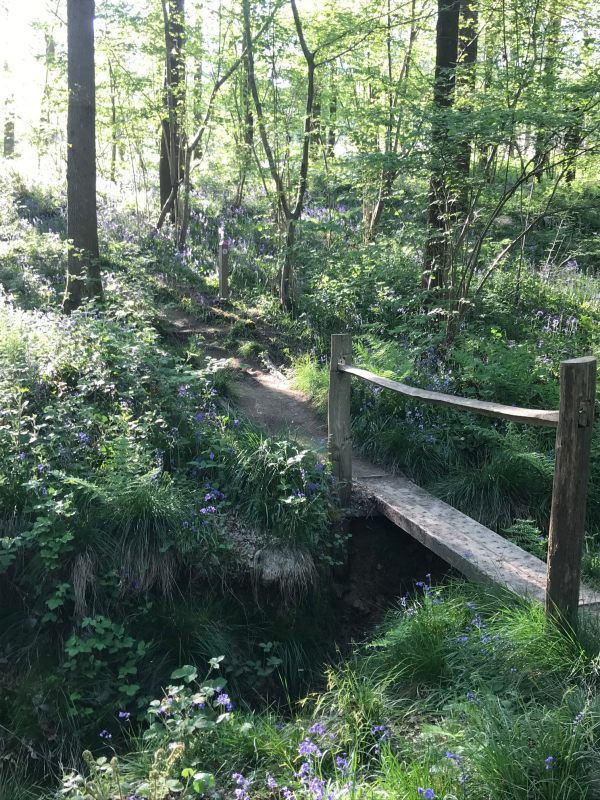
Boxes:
[328,334,353,506]
[218,237,230,300]
[546,356,596,627]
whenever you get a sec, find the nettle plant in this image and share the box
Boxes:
[60,659,229,800]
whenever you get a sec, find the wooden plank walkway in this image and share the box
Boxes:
[354,465,600,609]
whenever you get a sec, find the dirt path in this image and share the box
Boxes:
[161,306,326,444]
[160,305,389,480]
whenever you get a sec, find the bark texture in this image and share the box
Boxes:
[422,0,460,290]
[63,0,102,313]
[159,0,185,221]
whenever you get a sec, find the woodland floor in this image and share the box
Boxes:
[159,301,451,627]
[160,302,394,480]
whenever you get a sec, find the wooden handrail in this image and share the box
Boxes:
[329,332,597,629]
[338,364,560,428]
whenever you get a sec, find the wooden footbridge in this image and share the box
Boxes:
[327,334,599,625]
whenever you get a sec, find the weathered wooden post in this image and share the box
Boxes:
[218,236,230,300]
[328,334,353,506]
[546,356,596,628]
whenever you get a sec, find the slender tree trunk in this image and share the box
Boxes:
[455,0,478,214]
[564,119,583,183]
[366,0,418,242]
[3,111,14,158]
[422,0,460,290]
[234,32,254,208]
[108,60,118,183]
[534,6,561,180]
[280,218,296,307]
[159,0,185,222]
[63,0,102,313]
[3,61,14,158]
[243,0,315,309]
[327,86,336,159]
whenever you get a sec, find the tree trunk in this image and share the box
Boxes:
[366,0,418,242]
[327,90,336,159]
[455,0,478,214]
[3,114,14,158]
[280,218,295,309]
[243,0,315,309]
[422,0,460,290]
[564,119,583,183]
[159,0,185,222]
[3,61,14,158]
[234,32,254,208]
[63,0,102,314]
[534,7,561,181]
[108,60,118,183]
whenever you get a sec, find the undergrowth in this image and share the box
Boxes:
[52,581,600,800]
[0,181,340,774]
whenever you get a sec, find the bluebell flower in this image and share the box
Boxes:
[298,739,322,757]
[209,451,215,460]
[336,754,350,772]
[445,751,461,764]
[77,432,90,445]
[466,690,478,703]
[308,722,326,736]
[417,789,436,799]
[99,729,112,740]
[266,775,278,790]
[309,777,325,800]
[117,710,131,720]
[296,762,312,779]
[545,756,554,769]
[372,724,389,740]
[216,692,233,711]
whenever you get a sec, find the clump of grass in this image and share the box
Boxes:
[465,691,600,800]
[237,339,262,359]
[226,428,333,551]
[55,581,600,800]
[503,518,547,559]
[292,356,329,414]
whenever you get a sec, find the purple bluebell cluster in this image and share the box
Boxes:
[233,772,250,800]
[216,692,233,711]
[445,750,469,785]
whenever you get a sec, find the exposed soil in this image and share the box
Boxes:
[159,301,454,633]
